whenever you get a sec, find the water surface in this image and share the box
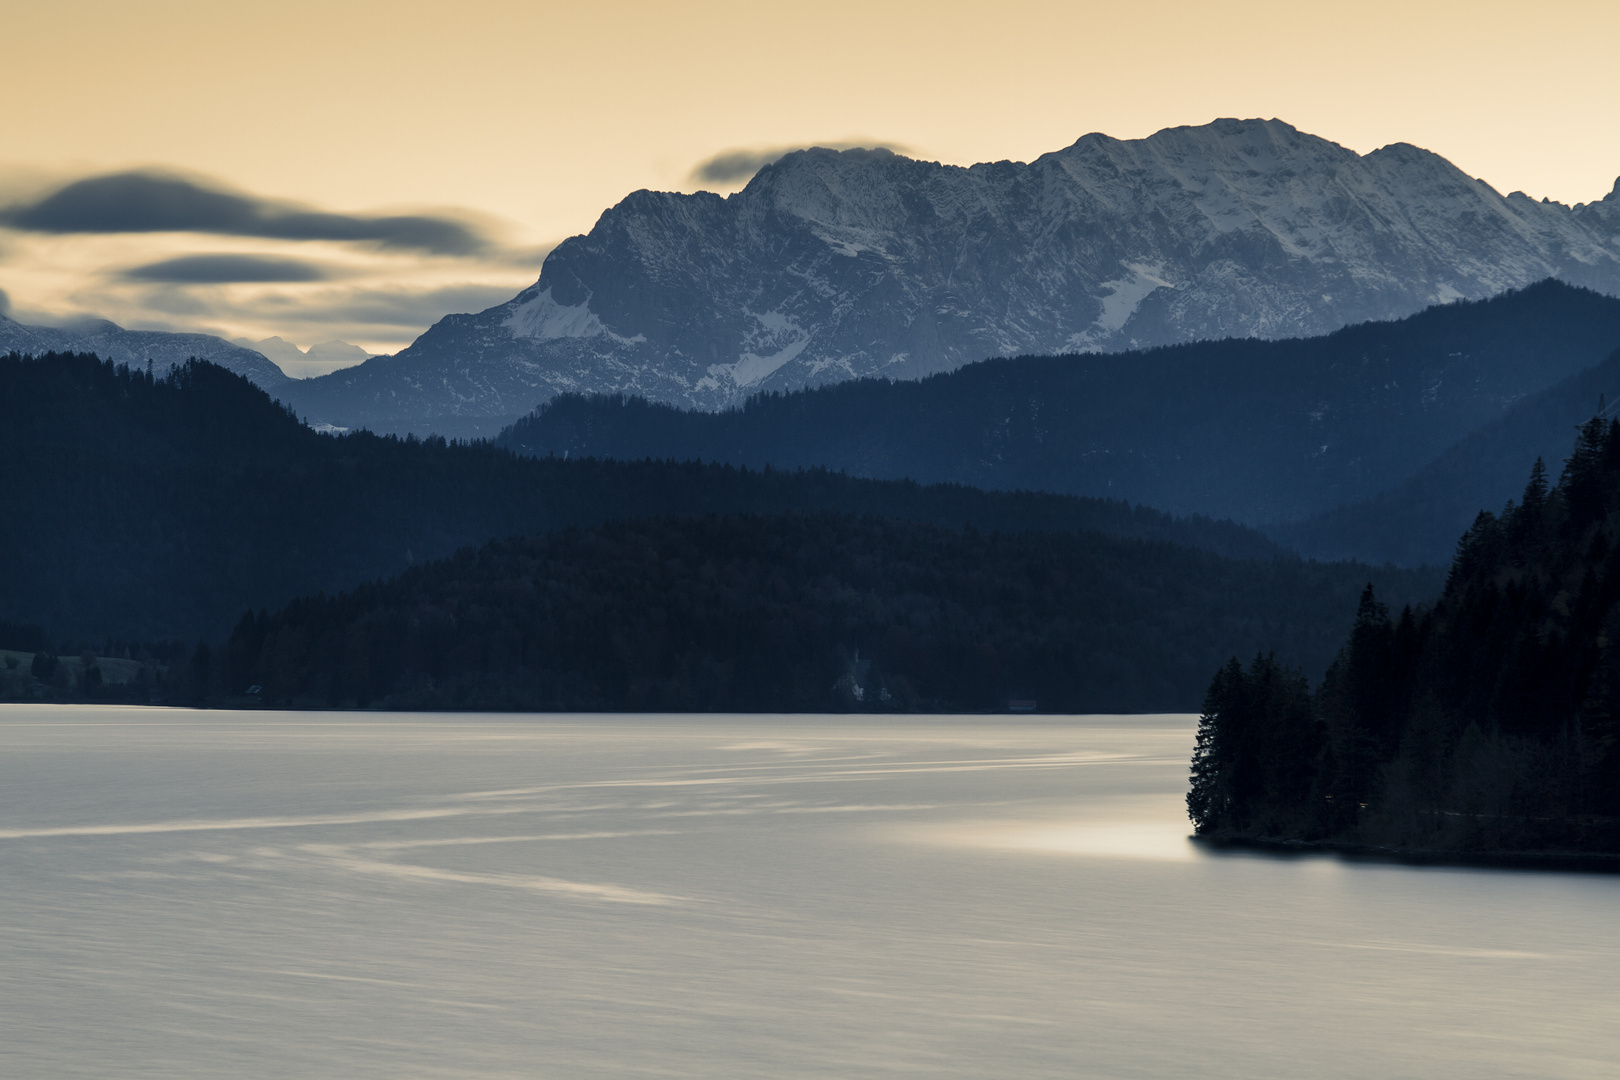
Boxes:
[1,707,1616,1078]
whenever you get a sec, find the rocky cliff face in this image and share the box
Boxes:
[282,118,1620,434]
[0,314,290,391]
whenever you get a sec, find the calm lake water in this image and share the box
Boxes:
[1,708,1617,1079]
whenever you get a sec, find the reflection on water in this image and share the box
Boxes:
[900,794,1198,861]
[1,707,1617,1080]
[966,819,1196,861]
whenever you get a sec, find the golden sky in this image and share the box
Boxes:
[4,0,1618,364]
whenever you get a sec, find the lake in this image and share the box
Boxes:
[1,707,1616,1078]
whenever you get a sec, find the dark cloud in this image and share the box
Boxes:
[693,149,792,184]
[123,253,330,284]
[132,285,218,318]
[0,287,10,316]
[115,280,522,347]
[0,172,490,256]
[504,241,558,268]
[690,142,909,184]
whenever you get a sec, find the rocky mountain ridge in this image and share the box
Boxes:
[0,313,291,391]
[281,117,1620,435]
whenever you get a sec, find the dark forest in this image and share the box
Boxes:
[0,351,1286,643]
[220,512,1435,714]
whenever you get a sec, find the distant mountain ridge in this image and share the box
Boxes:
[0,312,290,390]
[232,336,371,380]
[282,118,1620,436]
[495,281,1620,529]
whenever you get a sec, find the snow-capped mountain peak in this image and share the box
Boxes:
[277,117,1620,437]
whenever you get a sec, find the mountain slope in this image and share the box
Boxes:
[495,282,1620,525]
[282,118,1620,435]
[0,313,290,390]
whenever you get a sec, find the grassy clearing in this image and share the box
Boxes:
[0,649,161,704]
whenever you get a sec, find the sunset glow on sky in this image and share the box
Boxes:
[5,0,1618,358]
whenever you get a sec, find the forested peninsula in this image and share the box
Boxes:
[1189,418,1620,859]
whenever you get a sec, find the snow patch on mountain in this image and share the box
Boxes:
[1076,263,1177,345]
[505,287,645,344]
[702,311,814,390]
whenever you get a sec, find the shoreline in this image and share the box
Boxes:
[1194,834,1620,875]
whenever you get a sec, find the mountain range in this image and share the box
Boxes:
[274,117,1620,436]
[11,117,1620,573]
[11,118,1619,440]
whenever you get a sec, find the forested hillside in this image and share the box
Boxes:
[0,351,1284,644]
[224,513,1438,714]
[1276,348,1620,565]
[498,282,1620,527]
[1189,419,1620,856]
